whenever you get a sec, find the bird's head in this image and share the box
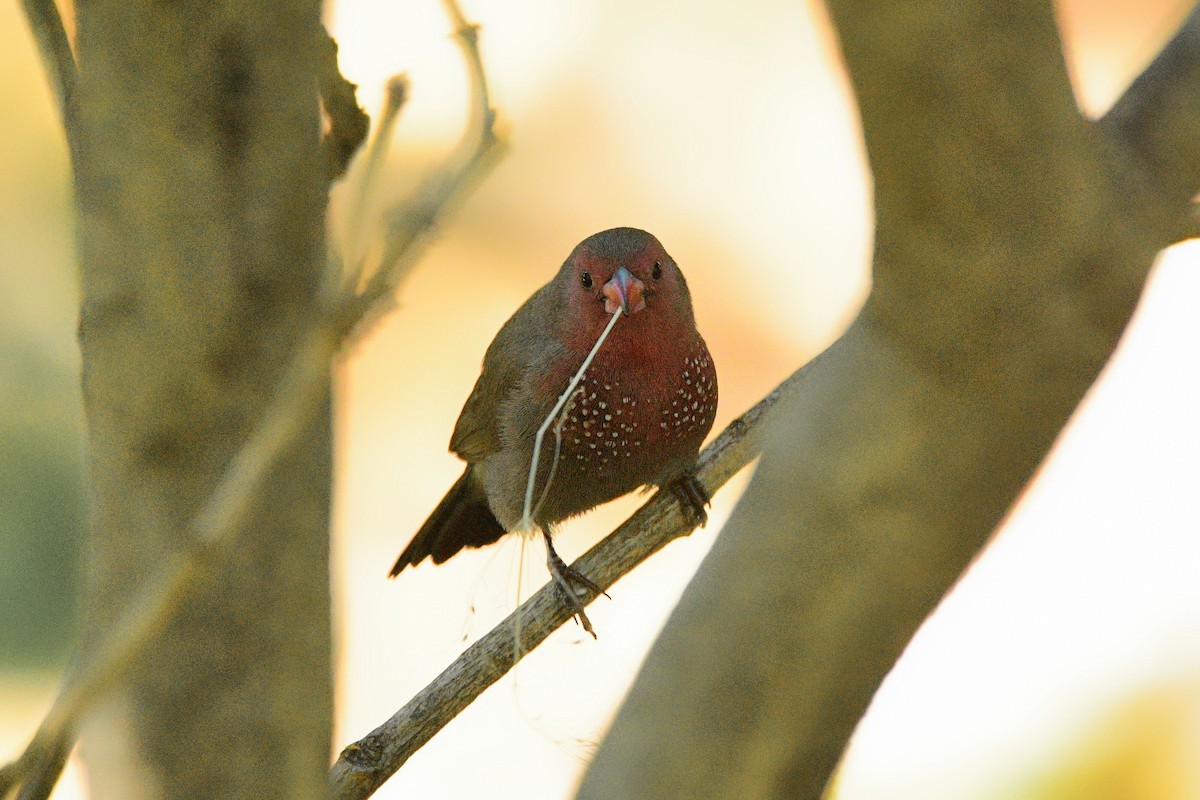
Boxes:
[558,227,695,341]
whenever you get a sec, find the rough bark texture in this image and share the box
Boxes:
[72,3,331,798]
[577,2,1190,799]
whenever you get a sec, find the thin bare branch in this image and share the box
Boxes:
[0,757,21,796]
[328,356,823,800]
[343,75,411,292]
[346,0,507,341]
[10,730,70,800]
[20,0,79,155]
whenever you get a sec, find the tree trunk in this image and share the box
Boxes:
[72,3,331,797]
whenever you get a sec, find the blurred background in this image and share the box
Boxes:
[2,0,1199,797]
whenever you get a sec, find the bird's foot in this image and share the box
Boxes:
[544,533,608,638]
[669,473,710,527]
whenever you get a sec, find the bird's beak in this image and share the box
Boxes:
[603,266,646,317]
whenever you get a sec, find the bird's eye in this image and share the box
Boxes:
[581,271,593,289]
[652,261,663,280]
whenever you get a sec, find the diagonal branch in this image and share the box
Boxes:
[19,0,79,157]
[328,355,823,800]
[0,2,502,797]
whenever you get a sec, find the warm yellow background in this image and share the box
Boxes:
[2,1,1199,798]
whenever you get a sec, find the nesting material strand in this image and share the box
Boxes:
[520,307,622,531]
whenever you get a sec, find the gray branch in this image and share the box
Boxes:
[329,359,821,800]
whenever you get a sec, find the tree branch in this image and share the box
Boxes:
[576,2,1177,798]
[342,75,411,289]
[329,356,822,800]
[343,2,507,339]
[1098,4,1200,207]
[9,729,69,800]
[0,2,502,797]
[19,0,79,157]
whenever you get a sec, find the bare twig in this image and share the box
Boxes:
[0,1,502,795]
[440,0,495,137]
[0,756,22,797]
[10,731,70,800]
[329,356,823,800]
[19,0,79,155]
[319,28,371,185]
[343,75,411,291]
[345,0,507,341]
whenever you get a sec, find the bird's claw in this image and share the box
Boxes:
[669,473,710,527]
[544,536,608,638]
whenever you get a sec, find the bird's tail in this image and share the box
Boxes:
[388,468,506,576]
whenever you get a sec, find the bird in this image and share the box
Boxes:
[389,227,717,632]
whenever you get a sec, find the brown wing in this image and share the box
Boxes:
[449,282,559,463]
